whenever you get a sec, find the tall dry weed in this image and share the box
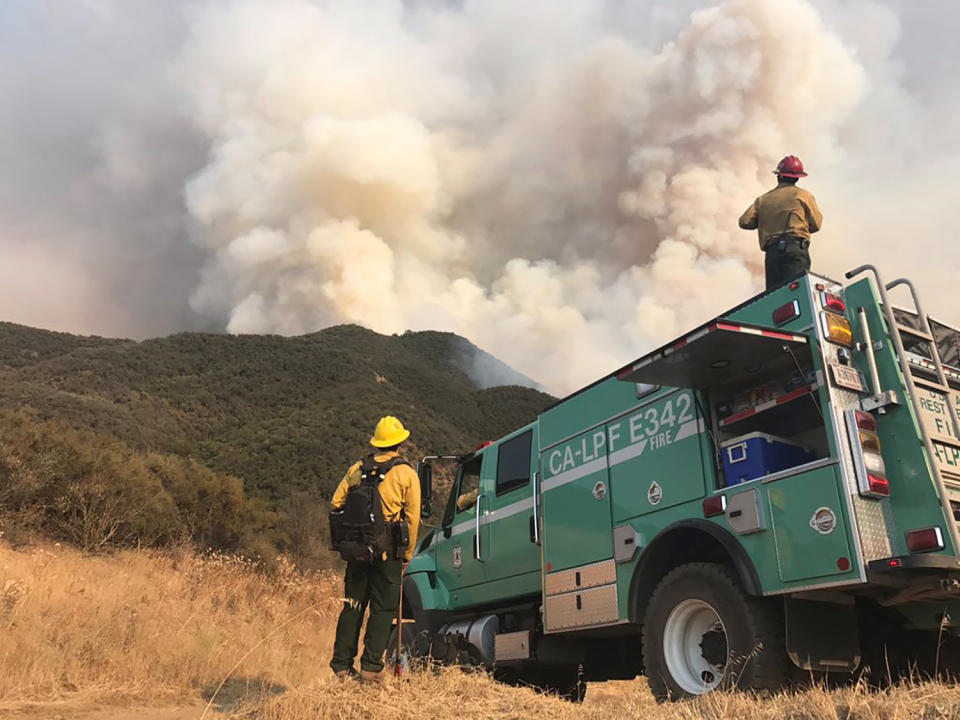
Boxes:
[0,542,341,707]
[250,666,960,720]
[4,541,960,719]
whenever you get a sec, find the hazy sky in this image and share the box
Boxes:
[1,0,958,392]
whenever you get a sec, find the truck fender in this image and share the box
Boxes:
[627,519,762,624]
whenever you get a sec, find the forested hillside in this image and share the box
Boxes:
[0,321,554,564]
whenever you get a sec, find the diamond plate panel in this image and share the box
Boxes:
[830,385,899,559]
[544,584,619,632]
[544,559,616,596]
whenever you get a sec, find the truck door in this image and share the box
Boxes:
[482,427,541,598]
[435,453,488,598]
[540,426,613,572]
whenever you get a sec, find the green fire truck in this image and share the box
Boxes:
[401,265,960,701]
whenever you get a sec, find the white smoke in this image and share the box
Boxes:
[3,0,959,395]
[179,0,865,393]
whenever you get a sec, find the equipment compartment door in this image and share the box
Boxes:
[607,389,706,521]
[767,465,853,583]
[541,428,613,572]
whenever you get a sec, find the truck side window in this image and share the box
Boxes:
[496,430,532,496]
[442,456,482,528]
[456,460,480,513]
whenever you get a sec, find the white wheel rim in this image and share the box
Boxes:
[662,598,727,694]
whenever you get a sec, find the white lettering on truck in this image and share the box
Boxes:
[546,393,698,482]
[608,423,621,448]
[610,393,695,453]
[548,445,578,474]
[549,449,562,475]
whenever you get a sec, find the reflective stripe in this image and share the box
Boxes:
[541,456,607,492]
[448,495,535,537]
[446,417,705,535]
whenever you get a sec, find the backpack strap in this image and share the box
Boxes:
[358,454,411,521]
[358,454,410,483]
[379,456,410,473]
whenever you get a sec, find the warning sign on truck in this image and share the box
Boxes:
[916,387,960,441]
[916,387,960,480]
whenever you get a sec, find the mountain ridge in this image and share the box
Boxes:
[0,320,553,501]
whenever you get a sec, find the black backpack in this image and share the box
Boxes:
[329,455,410,563]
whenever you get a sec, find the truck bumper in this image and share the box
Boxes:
[866,554,960,602]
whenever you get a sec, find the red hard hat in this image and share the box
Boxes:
[773,155,807,178]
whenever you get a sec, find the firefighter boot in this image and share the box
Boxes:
[358,669,383,683]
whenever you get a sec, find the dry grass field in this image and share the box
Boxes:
[4,541,960,719]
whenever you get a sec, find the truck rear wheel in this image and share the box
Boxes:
[642,563,787,701]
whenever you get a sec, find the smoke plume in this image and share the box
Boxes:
[2,0,959,394]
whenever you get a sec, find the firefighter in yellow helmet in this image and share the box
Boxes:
[739,155,823,290]
[329,416,420,682]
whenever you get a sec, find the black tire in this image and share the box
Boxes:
[543,667,587,703]
[861,628,960,685]
[511,666,587,703]
[934,632,960,680]
[642,562,788,701]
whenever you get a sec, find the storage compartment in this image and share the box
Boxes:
[721,432,815,486]
[708,347,829,488]
[614,318,831,491]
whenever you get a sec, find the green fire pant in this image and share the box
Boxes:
[330,558,402,674]
[764,237,811,290]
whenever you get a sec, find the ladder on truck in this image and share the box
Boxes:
[846,266,960,551]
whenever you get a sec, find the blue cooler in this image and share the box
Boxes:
[721,432,814,486]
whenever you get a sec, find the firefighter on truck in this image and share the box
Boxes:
[740,154,823,290]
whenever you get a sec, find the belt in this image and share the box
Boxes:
[764,235,809,252]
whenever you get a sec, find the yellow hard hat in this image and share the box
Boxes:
[370,416,410,448]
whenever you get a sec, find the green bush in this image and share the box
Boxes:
[0,410,278,558]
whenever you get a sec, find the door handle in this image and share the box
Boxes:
[530,471,540,545]
[474,493,484,561]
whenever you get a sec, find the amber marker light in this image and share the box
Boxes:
[821,312,853,347]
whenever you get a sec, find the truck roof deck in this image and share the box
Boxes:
[545,273,832,413]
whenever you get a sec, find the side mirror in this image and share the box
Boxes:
[417,461,433,519]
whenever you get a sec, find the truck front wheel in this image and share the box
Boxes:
[642,563,787,701]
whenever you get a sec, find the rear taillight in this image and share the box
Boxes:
[865,473,890,496]
[847,409,889,498]
[820,291,846,315]
[772,300,801,326]
[906,527,944,553]
[854,410,877,432]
